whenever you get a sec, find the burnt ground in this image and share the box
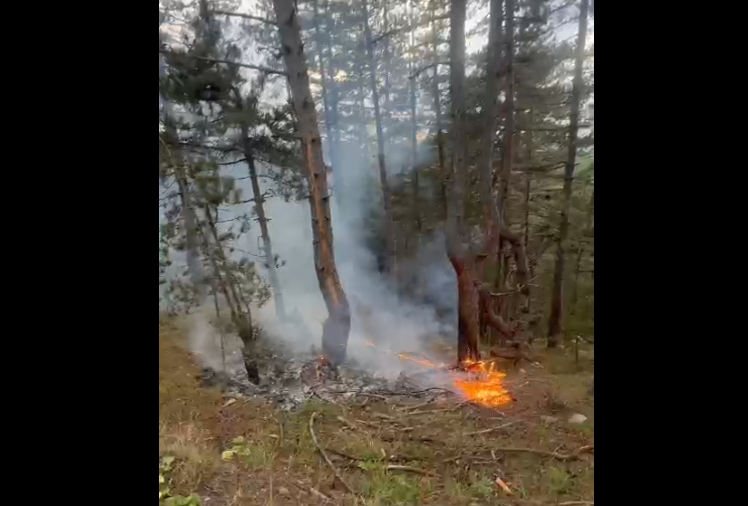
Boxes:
[159,319,594,506]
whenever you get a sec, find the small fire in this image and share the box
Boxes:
[453,359,512,407]
[363,340,512,408]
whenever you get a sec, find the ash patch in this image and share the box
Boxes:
[196,334,445,411]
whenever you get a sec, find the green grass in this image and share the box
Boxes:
[159,321,594,505]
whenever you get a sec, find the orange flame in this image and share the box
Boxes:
[452,359,512,407]
[362,340,512,407]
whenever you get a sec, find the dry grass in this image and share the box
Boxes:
[159,320,594,505]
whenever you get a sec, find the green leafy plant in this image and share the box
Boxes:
[159,455,201,506]
[221,436,271,468]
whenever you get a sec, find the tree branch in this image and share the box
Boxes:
[211,9,277,25]
[409,61,450,80]
[372,14,450,44]
[159,49,287,75]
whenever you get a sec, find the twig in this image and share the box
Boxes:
[463,421,517,436]
[379,387,456,397]
[556,502,594,506]
[325,447,365,462]
[396,397,435,411]
[383,464,435,476]
[336,416,359,431]
[158,49,287,75]
[493,445,594,461]
[308,486,331,502]
[407,402,468,416]
[309,413,359,497]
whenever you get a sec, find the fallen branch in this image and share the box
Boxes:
[557,502,594,506]
[462,421,517,436]
[309,413,359,498]
[406,402,468,416]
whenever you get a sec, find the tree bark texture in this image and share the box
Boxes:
[272,0,351,365]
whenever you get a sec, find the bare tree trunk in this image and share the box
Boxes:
[447,0,479,364]
[408,0,420,235]
[570,189,594,309]
[429,3,448,220]
[547,0,589,348]
[382,0,392,127]
[355,34,371,164]
[235,104,286,319]
[479,0,503,274]
[272,0,351,365]
[479,0,504,345]
[311,0,335,166]
[362,0,396,279]
[497,0,515,222]
[174,165,207,303]
[321,1,342,192]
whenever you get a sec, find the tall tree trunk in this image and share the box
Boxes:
[495,0,515,329]
[479,0,503,275]
[430,3,448,220]
[497,0,515,223]
[234,92,286,319]
[408,0,420,235]
[570,188,594,309]
[311,0,335,167]
[272,0,351,365]
[447,0,480,364]
[479,0,504,345]
[321,1,342,199]
[355,34,371,164]
[174,165,207,303]
[362,0,396,279]
[547,0,589,348]
[162,97,207,304]
[382,0,392,127]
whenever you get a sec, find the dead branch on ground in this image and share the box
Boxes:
[380,464,435,476]
[493,444,594,461]
[462,421,517,436]
[309,412,359,498]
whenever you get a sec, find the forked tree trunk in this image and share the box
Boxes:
[547,0,589,348]
[362,0,396,279]
[447,0,480,363]
[272,0,351,365]
[449,0,530,364]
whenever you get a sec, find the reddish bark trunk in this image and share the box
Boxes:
[272,0,350,364]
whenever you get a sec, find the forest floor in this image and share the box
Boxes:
[159,319,594,506]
